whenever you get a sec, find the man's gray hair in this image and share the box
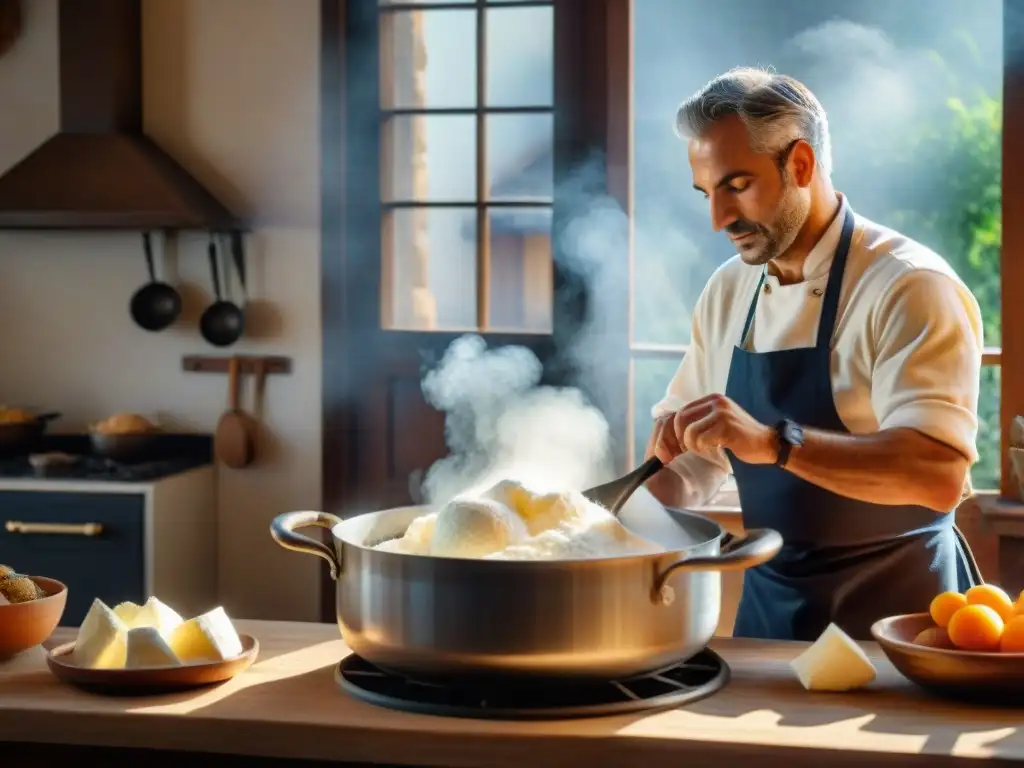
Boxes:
[676,67,832,178]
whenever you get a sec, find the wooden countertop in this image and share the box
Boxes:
[1,620,1022,767]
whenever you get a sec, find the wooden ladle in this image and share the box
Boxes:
[215,357,257,468]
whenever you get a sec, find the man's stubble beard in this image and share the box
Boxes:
[742,178,810,266]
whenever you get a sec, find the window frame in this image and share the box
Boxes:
[1000,2,1024,498]
[377,0,557,333]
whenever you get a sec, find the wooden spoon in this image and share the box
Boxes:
[215,357,257,469]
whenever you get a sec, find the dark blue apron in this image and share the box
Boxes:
[726,208,980,642]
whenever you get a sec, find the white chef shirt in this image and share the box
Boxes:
[651,196,985,507]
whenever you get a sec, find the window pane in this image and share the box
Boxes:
[381,0,473,4]
[380,11,476,109]
[382,115,476,202]
[382,207,478,331]
[974,365,1000,490]
[634,0,1002,348]
[631,356,682,466]
[486,114,554,202]
[632,0,1002,486]
[485,6,553,107]
[487,206,553,332]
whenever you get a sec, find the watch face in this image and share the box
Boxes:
[783,421,804,446]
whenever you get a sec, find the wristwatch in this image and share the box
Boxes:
[774,419,804,468]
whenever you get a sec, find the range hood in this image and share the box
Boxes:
[0,0,239,231]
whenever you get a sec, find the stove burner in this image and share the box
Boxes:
[335,649,729,719]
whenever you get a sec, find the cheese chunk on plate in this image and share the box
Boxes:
[129,597,183,638]
[789,622,877,692]
[113,601,141,624]
[125,626,181,669]
[169,607,243,663]
[72,599,128,669]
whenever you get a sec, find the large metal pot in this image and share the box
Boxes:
[270,505,781,681]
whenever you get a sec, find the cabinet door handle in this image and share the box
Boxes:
[5,520,104,536]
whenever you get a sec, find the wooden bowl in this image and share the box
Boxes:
[0,576,67,659]
[871,613,1024,704]
[46,634,259,695]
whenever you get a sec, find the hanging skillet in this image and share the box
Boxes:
[199,235,244,347]
[129,232,182,332]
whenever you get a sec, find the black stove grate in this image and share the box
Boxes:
[0,455,205,482]
[335,649,730,719]
[0,434,212,482]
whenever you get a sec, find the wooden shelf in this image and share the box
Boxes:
[181,355,292,375]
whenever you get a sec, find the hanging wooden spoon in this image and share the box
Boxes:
[215,357,257,469]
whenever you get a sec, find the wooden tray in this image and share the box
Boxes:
[46,634,258,695]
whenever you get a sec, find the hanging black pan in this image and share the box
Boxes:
[199,235,244,347]
[129,232,182,332]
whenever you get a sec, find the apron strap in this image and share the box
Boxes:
[738,267,767,349]
[815,208,856,348]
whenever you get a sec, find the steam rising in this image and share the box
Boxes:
[419,336,614,505]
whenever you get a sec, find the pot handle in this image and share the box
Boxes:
[653,528,782,593]
[270,511,344,581]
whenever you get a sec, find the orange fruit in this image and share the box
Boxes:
[929,591,968,628]
[1000,615,1024,652]
[947,604,1004,651]
[913,626,956,649]
[965,584,1016,622]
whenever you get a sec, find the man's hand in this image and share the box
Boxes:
[654,393,777,466]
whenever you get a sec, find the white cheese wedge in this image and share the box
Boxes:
[72,599,128,669]
[113,601,141,624]
[169,607,243,663]
[789,622,877,692]
[124,626,181,669]
[128,596,184,639]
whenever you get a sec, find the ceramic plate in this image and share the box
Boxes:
[46,633,258,694]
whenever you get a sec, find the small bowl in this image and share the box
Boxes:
[0,576,68,659]
[46,633,259,695]
[871,613,1024,704]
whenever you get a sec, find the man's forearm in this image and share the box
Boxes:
[783,426,969,513]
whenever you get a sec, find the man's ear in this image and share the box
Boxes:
[788,139,817,187]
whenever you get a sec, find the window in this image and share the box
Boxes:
[628,0,1011,494]
[378,0,555,333]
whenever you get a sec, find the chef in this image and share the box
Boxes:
[645,67,985,642]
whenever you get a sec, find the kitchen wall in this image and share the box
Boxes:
[0,0,322,621]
